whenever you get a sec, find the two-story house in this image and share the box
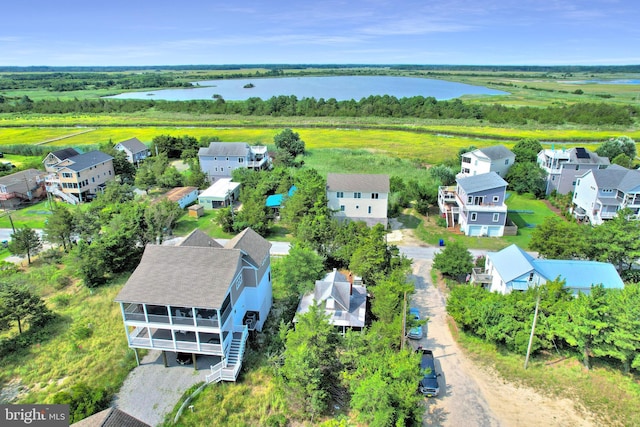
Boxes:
[459,145,515,178]
[114,137,151,165]
[198,142,270,182]
[44,149,115,204]
[326,173,389,227]
[572,164,640,225]
[114,228,272,383]
[472,244,624,295]
[295,269,366,334]
[438,172,509,237]
[537,147,609,195]
[0,169,47,209]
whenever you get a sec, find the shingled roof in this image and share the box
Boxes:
[326,173,390,193]
[63,150,113,172]
[457,172,508,194]
[224,228,272,267]
[50,147,80,162]
[115,245,242,308]
[116,137,148,154]
[179,229,222,248]
[71,407,150,427]
[198,142,251,157]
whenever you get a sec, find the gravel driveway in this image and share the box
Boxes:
[112,350,218,426]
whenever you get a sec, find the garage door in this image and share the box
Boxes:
[488,227,502,237]
[467,225,482,236]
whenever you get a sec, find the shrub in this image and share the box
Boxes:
[52,383,113,424]
[51,294,71,308]
[435,216,447,228]
[39,248,64,265]
[54,275,72,290]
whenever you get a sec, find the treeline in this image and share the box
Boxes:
[0,72,192,91]
[447,281,640,373]
[0,95,636,126]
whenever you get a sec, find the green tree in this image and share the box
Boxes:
[588,209,640,271]
[505,162,546,197]
[560,285,610,370]
[0,283,53,334]
[433,240,473,281]
[596,136,637,160]
[273,244,325,295]
[44,205,75,251]
[530,216,589,259]
[157,166,183,188]
[512,138,543,163]
[274,128,305,164]
[349,224,394,285]
[280,304,340,419]
[611,153,634,168]
[429,164,456,186]
[8,226,42,264]
[144,199,183,244]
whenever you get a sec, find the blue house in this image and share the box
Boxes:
[438,172,509,237]
[472,244,624,295]
[265,186,297,214]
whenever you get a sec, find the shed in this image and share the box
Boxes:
[164,186,199,209]
[188,204,204,218]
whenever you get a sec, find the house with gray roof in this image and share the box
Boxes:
[71,407,150,427]
[438,171,510,236]
[295,269,367,333]
[44,149,114,204]
[572,164,640,225]
[198,142,270,182]
[459,145,515,178]
[537,147,610,195]
[0,168,47,208]
[326,173,389,227]
[114,137,150,165]
[115,227,272,383]
[472,244,624,295]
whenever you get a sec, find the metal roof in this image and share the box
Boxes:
[457,172,507,194]
[487,244,535,283]
[198,142,250,157]
[534,259,624,292]
[475,145,515,161]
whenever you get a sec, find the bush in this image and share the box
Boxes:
[39,248,64,265]
[51,294,71,308]
[52,383,113,424]
[54,275,72,290]
[435,216,447,228]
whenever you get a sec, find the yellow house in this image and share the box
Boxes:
[44,149,115,204]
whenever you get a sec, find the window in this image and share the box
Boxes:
[493,213,500,222]
[340,205,345,212]
[462,157,471,164]
[354,192,361,199]
[355,205,359,209]
[470,212,477,221]
[467,196,473,204]
[238,158,244,163]
[505,159,509,165]
[337,191,344,198]
[371,193,379,199]
[368,206,372,214]
[575,165,580,170]
[493,196,499,202]
[226,157,229,161]
[92,177,95,183]
[62,173,72,178]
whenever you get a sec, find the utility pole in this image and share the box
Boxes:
[524,290,541,369]
[400,290,407,350]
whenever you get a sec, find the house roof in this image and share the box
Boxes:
[326,173,390,193]
[198,179,241,199]
[224,227,272,267]
[164,186,198,202]
[116,137,148,154]
[315,269,352,311]
[474,145,515,161]
[457,172,507,194]
[50,147,80,161]
[115,245,242,308]
[0,169,45,190]
[567,147,610,165]
[265,186,297,208]
[198,142,250,157]
[533,259,624,292]
[179,229,222,248]
[488,244,536,283]
[590,165,640,192]
[71,407,150,427]
[63,150,113,172]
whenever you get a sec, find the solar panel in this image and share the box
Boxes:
[575,147,590,159]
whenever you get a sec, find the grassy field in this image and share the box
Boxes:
[0,200,53,229]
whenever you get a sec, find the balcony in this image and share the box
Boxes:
[122,304,221,329]
[127,327,223,354]
[471,268,492,285]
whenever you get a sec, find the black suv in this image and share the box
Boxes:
[418,348,441,397]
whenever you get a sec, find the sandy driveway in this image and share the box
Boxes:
[409,259,597,427]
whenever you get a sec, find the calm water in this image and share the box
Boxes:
[106,76,508,101]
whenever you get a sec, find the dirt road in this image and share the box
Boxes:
[409,259,597,427]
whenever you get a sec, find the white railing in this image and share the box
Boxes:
[206,361,224,384]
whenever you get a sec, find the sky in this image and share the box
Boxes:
[2,0,639,66]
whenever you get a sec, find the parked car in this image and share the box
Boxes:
[418,348,441,397]
[407,308,423,339]
[176,352,193,365]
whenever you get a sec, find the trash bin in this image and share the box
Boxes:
[438,239,445,247]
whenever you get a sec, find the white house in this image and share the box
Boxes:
[472,244,624,295]
[537,147,609,195]
[459,145,515,178]
[198,178,241,209]
[572,164,640,225]
[163,186,199,209]
[326,173,389,227]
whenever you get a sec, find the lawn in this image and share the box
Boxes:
[0,200,54,229]
[413,192,559,251]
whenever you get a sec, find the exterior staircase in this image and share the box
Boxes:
[50,187,80,205]
[206,325,248,384]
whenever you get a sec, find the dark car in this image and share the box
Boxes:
[176,352,193,365]
[418,348,441,397]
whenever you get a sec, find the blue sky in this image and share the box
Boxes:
[2,0,639,66]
